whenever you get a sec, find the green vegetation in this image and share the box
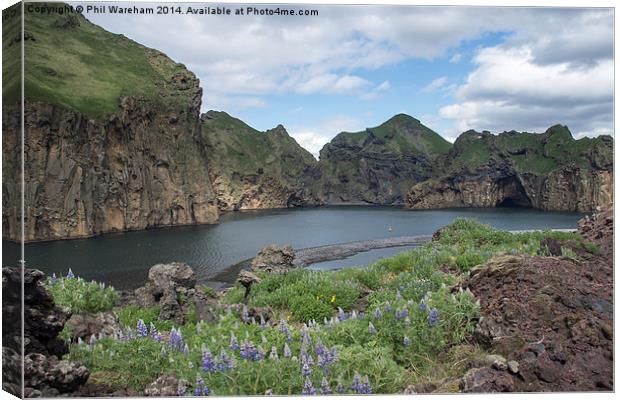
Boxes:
[332,113,452,160]
[445,126,613,175]
[200,111,317,207]
[51,219,597,395]
[46,271,118,313]
[4,3,194,117]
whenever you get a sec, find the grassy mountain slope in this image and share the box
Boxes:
[201,111,320,210]
[4,4,194,117]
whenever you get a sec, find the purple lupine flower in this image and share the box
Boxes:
[419,300,427,311]
[66,268,75,279]
[336,382,345,394]
[283,343,292,358]
[279,316,289,333]
[383,302,392,313]
[314,339,326,357]
[183,344,190,354]
[303,377,316,395]
[202,348,217,373]
[395,308,409,320]
[330,347,339,363]
[337,307,347,322]
[229,332,239,351]
[351,372,372,394]
[149,322,158,339]
[360,375,372,394]
[257,345,266,361]
[407,299,414,307]
[177,385,187,396]
[373,308,382,319]
[259,315,267,329]
[125,328,134,341]
[403,336,411,347]
[269,346,278,360]
[168,328,184,352]
[302,362,312,377]
[193,377,210,396]
[368,322,377,334]
[242,306,251,324]
[350,372,362,393]
[136,319,148,337]
[429,308,439,326]
[320,378,332,395]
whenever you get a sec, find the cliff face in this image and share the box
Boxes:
[200,111,321,211]
[315,114,451,204]
[2,8,218,241]
[407,126,613,212]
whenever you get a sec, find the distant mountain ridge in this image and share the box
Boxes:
[2,5,614,241]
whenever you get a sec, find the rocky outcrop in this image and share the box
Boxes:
[407,126,613,212]
[462,211,614,392]
[134,263,218,324]
[2,9,219,242]
[315,114,451,204]
[250,244,296,273]
[2,267,90,397]
[201,111,321,211]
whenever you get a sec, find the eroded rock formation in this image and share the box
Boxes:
[407,126,613,212]
[200,111,321,211]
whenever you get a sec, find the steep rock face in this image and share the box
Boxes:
[316,114,451,204]
[407,126,613,212]
[2,8,219,241]
[200,111,321,211]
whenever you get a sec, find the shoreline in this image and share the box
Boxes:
[205,228,577,288]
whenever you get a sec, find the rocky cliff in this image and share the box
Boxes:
[407,126,613,212]
[315,114,451,204]
[200,111,321,211]
[2,7,218,241]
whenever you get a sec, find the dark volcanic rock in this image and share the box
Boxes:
[2,267,90,396]
[251,245,296,274]
[463,214,613,392]
[3,267,69,357]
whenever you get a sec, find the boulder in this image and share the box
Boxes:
[237,270,262,300]
[24,353,89,395]
[65,311,120,341]
[461,367,514,392]
[144,375,188,396]
[3,267,70,357]
[250,245,296,273]
[134,263,197,324]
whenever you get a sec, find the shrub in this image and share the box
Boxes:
[46,273,118,313]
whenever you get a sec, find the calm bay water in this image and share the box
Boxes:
[2,206,584,289]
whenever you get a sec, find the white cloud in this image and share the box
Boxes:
[440,41,613,136]
[289,115,364,158]
[79,4,613,136]
[421,76,448,93]
[449,53,462,64]
[359,80,392,100]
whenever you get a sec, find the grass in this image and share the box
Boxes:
[53,218,597,395]
[4,7,194,117]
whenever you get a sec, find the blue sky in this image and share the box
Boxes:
[77,3,613,157]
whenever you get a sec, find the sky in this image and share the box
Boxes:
[76,2,614,157]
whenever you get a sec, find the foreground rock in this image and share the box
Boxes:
[134,262,217,324]
[462,208,613,391]
[250,245,296,273]
[2,267,90,397]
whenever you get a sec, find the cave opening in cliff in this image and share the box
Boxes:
[496,178,533,208]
